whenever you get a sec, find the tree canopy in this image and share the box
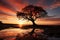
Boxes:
[17,5,48,21]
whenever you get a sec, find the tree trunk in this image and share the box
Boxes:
[29,21,36,35]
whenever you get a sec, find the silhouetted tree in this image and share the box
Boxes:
[17,5,48,35]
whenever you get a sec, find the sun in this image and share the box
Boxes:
[17,18,28,27]
[17,18,32,28]
[18,18,27,24]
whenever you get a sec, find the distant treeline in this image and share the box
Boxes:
[0,21,18,30]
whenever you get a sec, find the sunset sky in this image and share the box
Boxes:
[0,0,60,25]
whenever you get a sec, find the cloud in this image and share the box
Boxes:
[35,0,46,8]
[35,0,60,9]
[4,0,28,11]
[0,10,16,20]
[50,0,60,9]
[0,0,16,12]
[0,6,16,15]
[0,0,28,21]
[0,0,28,12]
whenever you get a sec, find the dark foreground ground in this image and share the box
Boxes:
[0,21,60,40]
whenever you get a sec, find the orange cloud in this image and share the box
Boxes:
[0,6,16,15]
[0,6,16,21]
[50,2,60,9]
[5,0,28,11]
